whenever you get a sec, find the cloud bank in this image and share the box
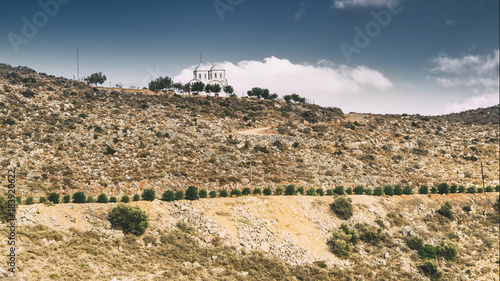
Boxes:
[427,49,499,113]
[173,56,393,105]
[332,0,398,10]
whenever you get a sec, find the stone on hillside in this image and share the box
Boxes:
[212,267,225,274]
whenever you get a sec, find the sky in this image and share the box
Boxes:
[0,0,498,115]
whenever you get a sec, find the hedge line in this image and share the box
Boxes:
[16,183,500,205]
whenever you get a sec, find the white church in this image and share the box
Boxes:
[189,63,228,87]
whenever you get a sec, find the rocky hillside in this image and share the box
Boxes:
[0,63,498,200]
[1,192,498,280]
[0,64,499,281]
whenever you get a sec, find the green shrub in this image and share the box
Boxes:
[16,196,21,204]
[331,197,353,220]
[364,188,373,195]
[437,183,449,194]
[364,228,382,244]
[253,188,262,195]
[450,184,458,193]
[328,223,359,257]
[419,185,429,194]
[437,202,453,220]
[109,196,117,203]
[109,204,149,236]
[394,184,403,195]
[406,236,424,252]
[485,185,494,192]
[199,189,208,198]
[477,187,483,193]
[326,189,334,196]
[242,188,251,196]
[419,261,441,280]
[47,192,60,204]
[375,219,385,229]
[316,188,324,196]
[373,186,383,196]
[86,196,94,203]
[219,190,228,197]
[26,196,35,205]
[467,186,476,194]
[174,190,184,200]
[334,185,345,195]
[121,195,130,203]
[72,192,86,203]
[458,185,466,193]
[384,185,394,196]
[313,261,327,269]
[430,186,437,194]
[359,226,382,245]
[353,185,364,195]
[275,187,283,195]
[63,194,71,203]
[209,191,217,198]
[346,187,353,195]
[141,189,156,201]
[496,185,500,192]
[306,188,316,196]
[261,187,273,196]
[97,193,108,203]
[285,185,296,195]
[436,242,458,261]
[186,186,199,200]
[230,189,242,197]
[162,190,175,202]
[419,244,437,259]
[133,194,141,201]
[403,185,413,195]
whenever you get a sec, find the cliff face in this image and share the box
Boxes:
[0,64,498,199]
[2,193,498,280]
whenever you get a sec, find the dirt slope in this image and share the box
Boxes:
[2,193,498,280]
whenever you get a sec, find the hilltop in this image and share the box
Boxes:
[0,64,499,281]
[0,64,498,199]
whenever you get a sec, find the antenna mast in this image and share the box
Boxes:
[76,49,80,81]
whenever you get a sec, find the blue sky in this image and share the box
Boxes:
[1,0,498,114]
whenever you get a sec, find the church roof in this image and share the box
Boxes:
[194,64,209,72]
[210,64,225,71]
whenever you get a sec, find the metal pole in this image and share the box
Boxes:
[481,162,485,190]
[76,48,80,81]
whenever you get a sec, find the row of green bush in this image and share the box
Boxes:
[19,183,500,205]
[23,192,143,205]
[419,183,498,194]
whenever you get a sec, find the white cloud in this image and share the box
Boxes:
[428,49,499,87]
[443,92,499,114]
[332,0,398,10]
[294,2,306,20]
[173,57,393,104]
[427,49,499,113]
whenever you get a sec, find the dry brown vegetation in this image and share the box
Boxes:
[0,64,498,201]
[0,63,499,280]
[0,193,497,280]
